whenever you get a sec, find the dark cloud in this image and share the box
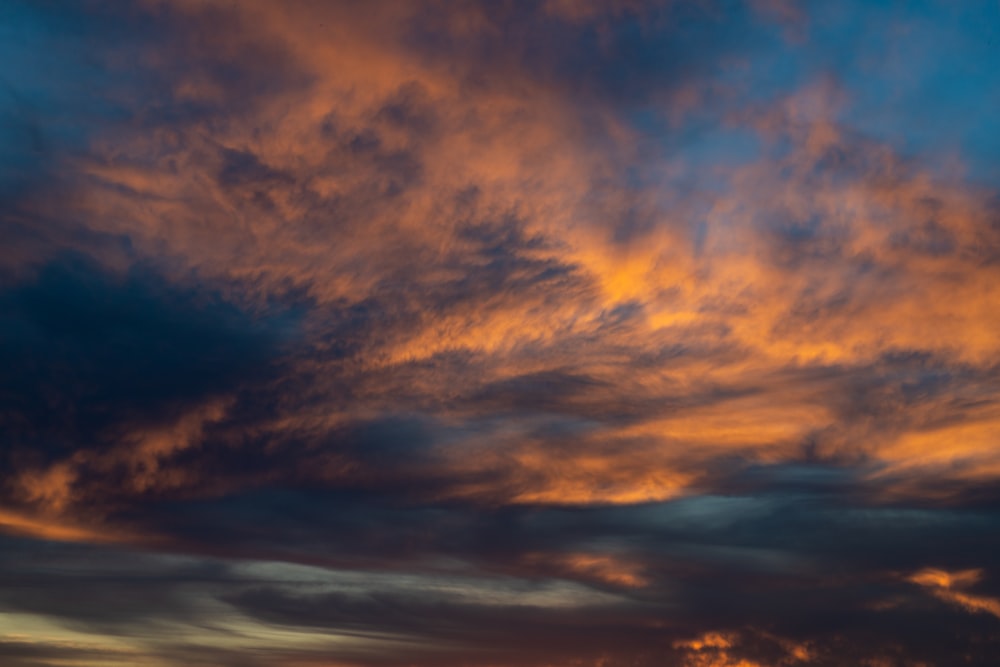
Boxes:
[403,0,768,107]
[0,254,293,483]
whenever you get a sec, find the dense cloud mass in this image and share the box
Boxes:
[1,1,1000,665]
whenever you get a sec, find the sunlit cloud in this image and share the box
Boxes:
[908,568,1000,619]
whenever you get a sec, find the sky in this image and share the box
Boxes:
[1,1,1000,665]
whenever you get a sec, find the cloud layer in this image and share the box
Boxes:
[1,1,999,665]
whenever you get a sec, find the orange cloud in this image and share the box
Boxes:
[521,551,650,588]
[5,0,1000,545]
[673,630,812,667]
[0,508,133,545]
[908,568,1000,619]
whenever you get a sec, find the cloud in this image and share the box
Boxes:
[1,1,1000,665]
[908,568,1000,619]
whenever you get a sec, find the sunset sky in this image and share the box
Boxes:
[2,1,1000,665]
